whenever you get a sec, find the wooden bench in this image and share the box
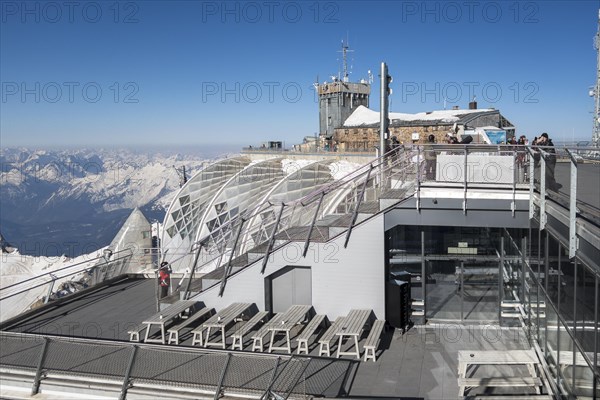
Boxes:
[296,314,326,355]
[457,349,543,397]
[251,313,283,352]
[128,324,146,342]
[167,307,215,345]
[231,311,268,350]
[363,319,385,362]
[318,317,344,357]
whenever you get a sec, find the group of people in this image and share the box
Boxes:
[418,131,562,191]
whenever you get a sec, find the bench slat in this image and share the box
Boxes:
[128,324,146,342]
[318,317,345,357]
[167,307,215,345]
[296,314,326,355]
[363,319,385,362]
[231,311,268,350]
[251,313,283,352]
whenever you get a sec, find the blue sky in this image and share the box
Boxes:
[1,0,599,147]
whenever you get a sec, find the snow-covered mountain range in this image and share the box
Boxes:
[0,147,220,257]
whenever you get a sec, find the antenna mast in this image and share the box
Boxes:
[338,39,353,83]
[593,9,600,147]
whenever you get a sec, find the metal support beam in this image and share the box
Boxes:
[303,194,324,258]
[262,203,286,273]
[415,147,421,211]
[539,151,547,230]
[380,62,389,186]
[527,147,535,220]
[344,165,373,248]
[261,357,282,400]
[462,146,468,214]
[282,358,312,400]
[119,345,138,400]
[421,230,426,322]
[183,240,205,300]
[44,275,56,304]
[31,337,50,395]
[219,218,246,297]
[511,151,517,217]
[498,236,504,324]
[565,149,579,259]
[214,353,232,400]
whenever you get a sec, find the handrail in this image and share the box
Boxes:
[0,249,134,302]
[0,248,133,292]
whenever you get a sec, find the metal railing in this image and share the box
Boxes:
[0,248,134,320]
[0,331,355,400]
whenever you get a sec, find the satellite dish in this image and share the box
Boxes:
[590,89,595,97]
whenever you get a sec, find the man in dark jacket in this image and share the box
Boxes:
[536,132,562,191]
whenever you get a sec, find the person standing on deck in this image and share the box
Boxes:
[159,261,172,299]
[535,132,562,191]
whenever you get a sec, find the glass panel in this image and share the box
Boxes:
[461,260,498,321]
[559,252,576,330]
[546,234,561,308]
[573,344,599,398]
[557,319,574,396]
[576,264,597,354]
[545,303,560,389]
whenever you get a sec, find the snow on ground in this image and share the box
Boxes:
[0,247,107,323]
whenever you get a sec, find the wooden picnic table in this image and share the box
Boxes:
[202,302,252,349]
[143,300,198,344]
[267,305,312,353]
[335,309,371,359]
[457,349,545,396]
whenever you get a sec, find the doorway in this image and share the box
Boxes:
[426,257,499,322]
[266,266,312,313]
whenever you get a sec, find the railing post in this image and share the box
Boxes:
[261,357,282,400]
[344,165,373,248]
[44,275,57,304]
[183,239,205,300]
[565,149,579,259]
[219,218,246,297]
[214,353,232,400]
[539,151,547,230]
[463,146,468,214]
[31,337,50,395]
[119,345,138,400]
[263,203,286,272]
[527,147,535,220]
[303,194,325,258]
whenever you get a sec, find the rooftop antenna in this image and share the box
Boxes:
[591,9,600,147]
[368,70,373,84]
[173,165,188,188]
[338,37,353,83]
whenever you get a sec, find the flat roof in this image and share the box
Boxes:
[1,277,537,399]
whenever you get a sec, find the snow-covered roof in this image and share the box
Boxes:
[343,105,497,127]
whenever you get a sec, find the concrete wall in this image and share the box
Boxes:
[191,213,386,319]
